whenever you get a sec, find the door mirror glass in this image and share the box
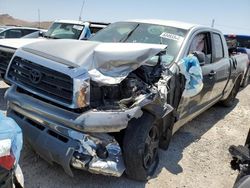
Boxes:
[38,31,45,37]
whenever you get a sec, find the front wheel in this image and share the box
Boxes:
[123,112,160,181]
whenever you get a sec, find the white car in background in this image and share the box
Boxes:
[0,20,109,78]
[0,26,40,39]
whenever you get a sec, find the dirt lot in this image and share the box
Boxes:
[0,80,249,188]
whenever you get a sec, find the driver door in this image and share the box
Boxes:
[178,31,217,120]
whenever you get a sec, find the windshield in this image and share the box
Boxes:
[44,22,84,39]
[90,22,188,64]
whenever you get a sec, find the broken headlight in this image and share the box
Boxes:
[89,77,146,109]
[74,76,90,108]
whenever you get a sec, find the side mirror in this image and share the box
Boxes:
[193,51,205,66]
[38,31,44,37]
[156,49,167,56]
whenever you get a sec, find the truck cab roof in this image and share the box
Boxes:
[54,20,109,27]
[127,19,198,30]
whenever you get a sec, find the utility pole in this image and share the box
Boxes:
[211,19,215,28]
[38,9,41,28]
[79,0,86,21]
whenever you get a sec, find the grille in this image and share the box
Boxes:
[0,49,14,75]
[8,56,73,104]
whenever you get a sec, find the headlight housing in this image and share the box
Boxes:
[74,75,90,108]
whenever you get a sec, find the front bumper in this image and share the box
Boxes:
[6,86,126,177]
[6,86,142,133]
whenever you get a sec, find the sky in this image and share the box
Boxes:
[0,0,250,35]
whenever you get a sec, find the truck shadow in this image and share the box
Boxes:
[19,99,239,188]
[155,100,239,176]
[20,143,147,188]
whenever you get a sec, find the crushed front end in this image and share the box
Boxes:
[5,40,174,177]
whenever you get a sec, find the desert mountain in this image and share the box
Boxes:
[0,14,51,29]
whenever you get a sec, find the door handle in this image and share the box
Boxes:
[209,70,217,76]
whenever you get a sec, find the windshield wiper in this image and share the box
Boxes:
[119,24,140,42]
[44,35,59,39]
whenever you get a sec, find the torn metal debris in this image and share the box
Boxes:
[69,131,125,177]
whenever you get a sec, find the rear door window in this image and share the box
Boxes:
[213,33,224,60]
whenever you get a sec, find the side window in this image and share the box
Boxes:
[21,29,37,37]
[213,33,224,60]
[89,27,103,34]
[5,29,22,38]
[0,31,6,38]
[189,32,212,64]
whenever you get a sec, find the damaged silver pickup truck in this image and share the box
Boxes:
[4,20,249,181]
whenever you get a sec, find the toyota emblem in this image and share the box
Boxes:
[29,69,42,84]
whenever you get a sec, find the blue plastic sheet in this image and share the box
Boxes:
[0,113,23,163]
[178,54,203,98]
[84,24,92,39]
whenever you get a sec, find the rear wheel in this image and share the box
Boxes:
[221,77,241,107]
[123,112,160,181]
[242,67,250,87]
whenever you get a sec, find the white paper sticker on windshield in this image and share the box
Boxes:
[0,139,11,157]
[73,25,84,31]
[160,32,184,41]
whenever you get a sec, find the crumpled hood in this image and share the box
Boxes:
[0,38,46,49]
[22,40,167,84]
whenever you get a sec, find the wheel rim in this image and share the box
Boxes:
[143,125,160,170]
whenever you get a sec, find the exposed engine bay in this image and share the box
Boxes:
[90,60,167,110]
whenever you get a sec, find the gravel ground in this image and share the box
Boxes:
[1,80,249,188]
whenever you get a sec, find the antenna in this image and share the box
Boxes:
[79,0,86,21]
[38,8,41,28]
[211,19,215,28]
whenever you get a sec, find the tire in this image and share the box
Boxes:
[159,113,175,150]
[242,67,250,87]
[221,77,241,107]
[123,112,160,181]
